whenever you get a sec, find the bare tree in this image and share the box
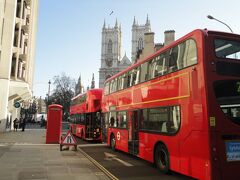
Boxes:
[46,73,75,121]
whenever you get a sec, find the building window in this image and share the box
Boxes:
[24,42,28,54]
[16,1,21,18]
[11,57,17,77]
[22,1,27,20]
[138,38,143,50]
[13,25,19,47]
[107,40,112,53]
[1,19,4,45]
[4,0,7,12]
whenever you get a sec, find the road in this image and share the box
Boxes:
[76,138,196,180]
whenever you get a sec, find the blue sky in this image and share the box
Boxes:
[34,0,240,98]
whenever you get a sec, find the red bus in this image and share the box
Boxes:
[101,29,240,180]
[70,89,102,141]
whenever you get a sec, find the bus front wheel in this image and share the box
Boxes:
[110,134,116,151]
[155,144,170,174]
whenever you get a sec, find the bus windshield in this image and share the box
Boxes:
[215,39,240,60]
[214,80,240,125]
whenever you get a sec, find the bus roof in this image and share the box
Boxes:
[71,88,103,101]
[104,29,239,84]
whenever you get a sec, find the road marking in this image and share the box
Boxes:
[0,142,57,146]
[14,143,57,146]
[104,152,133,167]
[79,148,119,180]
[77,143,107,147]
[0,143,107,147]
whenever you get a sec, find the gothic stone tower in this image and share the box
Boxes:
[99,20,122,88]
[131,15,151,63]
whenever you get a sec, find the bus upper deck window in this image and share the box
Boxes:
[215,39,240,60]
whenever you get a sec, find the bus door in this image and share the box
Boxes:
[86,114,92,139]
[128,110,139,155]
[101,113,108,143]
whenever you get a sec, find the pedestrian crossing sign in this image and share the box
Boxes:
[61,131,77,145]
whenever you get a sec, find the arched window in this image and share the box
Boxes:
[137,38,143,50]
[107,40,113,53]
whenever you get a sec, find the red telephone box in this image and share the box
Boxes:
[46,104,62,144]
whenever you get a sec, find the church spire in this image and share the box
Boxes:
[103,19,106,29]
[146,14,150,26]
[133,16,136,26]
[75,74,83,95]
[91,73,95,89]
[114,18,118,28]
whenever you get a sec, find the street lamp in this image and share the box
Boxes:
[207,15,233,33]
[48,80,51,102]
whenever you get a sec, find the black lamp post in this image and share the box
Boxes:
[48,80,51,102]
[207,15,233,33]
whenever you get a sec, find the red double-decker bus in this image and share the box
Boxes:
[102,29,240,180]
[70,89,102,141]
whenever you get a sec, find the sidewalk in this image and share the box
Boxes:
[0,129,109,180]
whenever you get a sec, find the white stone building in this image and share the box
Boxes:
[0,0,39,132]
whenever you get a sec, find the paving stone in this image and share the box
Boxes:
[0,130,109,180]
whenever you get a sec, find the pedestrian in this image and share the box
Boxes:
[40,115,45,127]
[21,118,26,131]
[13,118,19,132]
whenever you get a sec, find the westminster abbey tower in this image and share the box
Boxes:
[99,16,151,88]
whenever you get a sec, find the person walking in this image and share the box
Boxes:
[13,118,19,132]
[40,115,45,127]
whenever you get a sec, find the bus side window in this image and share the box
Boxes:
[140,62,148,83]
[182,39,197,68]
[167,106,180,133]
[117,112,127,128]
[169,46,178,73]
[139,109,148,129]
[109,111,117,127]
[130,68,139,86]
[127,72,131,87]
[186,39,197,66]
[148,59,156,79]
[104,82,109,95]
[118,75,123,91]
[129,70,134,87]
[109,80,113,93]
[154,55,167,77]
[135,67,140,85]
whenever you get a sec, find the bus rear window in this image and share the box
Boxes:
[215,39,240,60]
[214,80,240,125]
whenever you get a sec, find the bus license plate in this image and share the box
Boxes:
[225,141,240,162]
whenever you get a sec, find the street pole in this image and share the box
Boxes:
[46,80,51,114]
[207,15,233,33]
[48,80,51,103]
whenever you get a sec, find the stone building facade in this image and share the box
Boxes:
[0,0,39,131]
[99,20,131,88]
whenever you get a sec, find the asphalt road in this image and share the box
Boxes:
[76,138,196,180]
